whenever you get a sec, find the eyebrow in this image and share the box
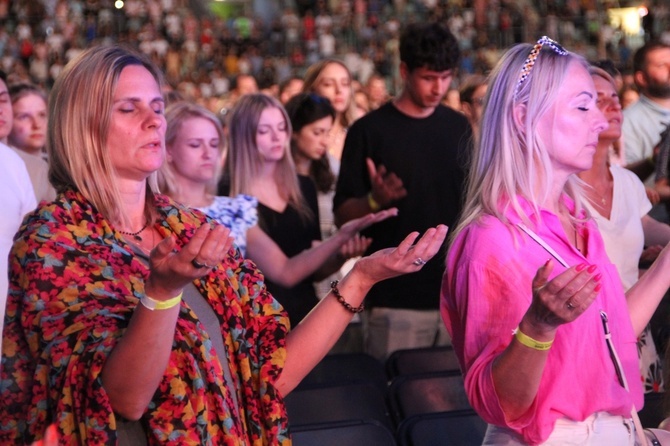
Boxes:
[114,97,164,104]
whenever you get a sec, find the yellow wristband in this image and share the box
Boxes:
[367,192,381,212]
[514,327,553,351]
[141,292,183,311]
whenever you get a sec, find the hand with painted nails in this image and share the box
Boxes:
[523,260,602,334]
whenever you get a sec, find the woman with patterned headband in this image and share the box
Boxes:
[441,37,670,444]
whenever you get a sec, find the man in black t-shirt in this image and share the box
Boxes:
[333,22,472,361]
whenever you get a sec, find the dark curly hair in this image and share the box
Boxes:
[399,22,460,73]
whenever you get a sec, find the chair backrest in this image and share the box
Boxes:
[297,352,387,394]
[397,410,487,446]
[286,380,393,429]
[387,371,472,426]
[291,420,397,446]
[386,346,461,380]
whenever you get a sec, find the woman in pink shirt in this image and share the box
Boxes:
[441,37,670,445]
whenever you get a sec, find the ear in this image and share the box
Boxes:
[399,62,409,82]
[513,102,527,130]
[165,148,173,163]
[634,70,647,90]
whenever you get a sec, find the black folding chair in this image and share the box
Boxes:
[297,352,387,394]
[397,410,487,446]
[387,371,472,427]
[286,380,393,429]
[386,346,461,380]
[291,419,397,446]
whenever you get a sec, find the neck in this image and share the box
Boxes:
[577,141,612,186]
[393,91,436,118]
[645,93,670,110]
[172,177,211,208]
[117,179,148,231]
[294,152,311,176]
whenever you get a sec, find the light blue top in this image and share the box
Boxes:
[198,195,258,256]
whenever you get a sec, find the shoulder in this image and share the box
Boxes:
[449,215,516,262]
[611,165,643,186]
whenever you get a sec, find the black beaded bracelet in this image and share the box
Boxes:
[330,280,365,313]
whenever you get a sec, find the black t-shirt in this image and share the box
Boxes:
[334,102,472,309]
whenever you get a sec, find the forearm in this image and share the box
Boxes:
[642,215,670,247]
[101,289,180,420]
[626,251,670,336]
[277,264,374,395]
[491,318,555,420]
[249,229,348,287]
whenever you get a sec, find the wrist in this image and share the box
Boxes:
[518,318,557,343]
[367,192,382,212]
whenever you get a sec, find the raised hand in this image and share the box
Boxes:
[339,207,398,238]
[338,234,373,260]
[146,223,234,296]
[367,158,407,207]
[353,224,448,286]
[524,260,601,332]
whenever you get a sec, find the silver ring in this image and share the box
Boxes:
[566,301,575,310]
[191,259,210,269]
[413,258,427,266]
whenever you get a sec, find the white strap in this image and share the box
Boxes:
[516,223,570,268]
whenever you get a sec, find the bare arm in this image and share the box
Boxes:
[101,224,234,420]
[642,214,670,247]
[247,209,397,287]
[276,225,448,395]
[626,244,670,336]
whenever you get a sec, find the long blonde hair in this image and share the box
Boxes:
[302,59,357,129]
[226,93,310,218]
[452,42,589,243]
[159,101,225,197]
[47,45,163,227]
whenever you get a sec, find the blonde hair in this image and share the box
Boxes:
[303,59,357,129]
[452,42,589,243]
[159,101,225,197]
[226,93,310,218]
[48,45,163,227]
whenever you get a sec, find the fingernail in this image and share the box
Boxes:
[575,263,587,271]
[587,265,597,273]
[594,283,602,292]
[593,273,602,282]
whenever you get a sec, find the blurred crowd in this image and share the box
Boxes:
[5,0,670,113]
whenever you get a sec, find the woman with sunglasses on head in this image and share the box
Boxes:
[0,46,447,445]
[442,37,670,444]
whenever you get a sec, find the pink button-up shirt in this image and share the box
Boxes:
[441,196,642,444]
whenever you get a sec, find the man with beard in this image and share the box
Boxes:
[333,22,471,361]
[623,41,670,185]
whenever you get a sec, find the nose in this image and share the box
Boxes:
[593,107,608,134]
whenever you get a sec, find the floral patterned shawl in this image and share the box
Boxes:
[0,190,290,445]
